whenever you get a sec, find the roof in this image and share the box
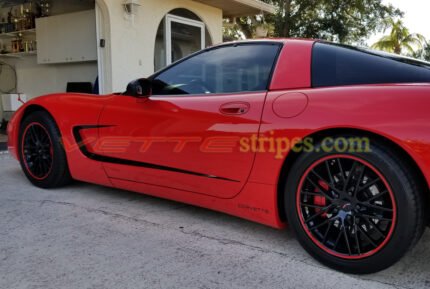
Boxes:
[214,38,316,46]
[194,0,277,17]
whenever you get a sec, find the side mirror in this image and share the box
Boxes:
[125,78,152,98]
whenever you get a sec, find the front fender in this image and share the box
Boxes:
[8,93,114,187]
[7,94,61,160]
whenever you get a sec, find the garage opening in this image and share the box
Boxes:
[0,0,99,123]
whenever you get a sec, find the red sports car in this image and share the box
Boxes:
[7,39,430,274]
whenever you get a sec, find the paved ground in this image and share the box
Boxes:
[1,152,429,289]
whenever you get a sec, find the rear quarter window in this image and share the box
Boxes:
[312,42,430,87]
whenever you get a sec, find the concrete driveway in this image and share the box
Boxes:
[1,152,429,289]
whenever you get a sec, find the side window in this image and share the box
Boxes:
[312,42,430,87]
[151,43,281,95]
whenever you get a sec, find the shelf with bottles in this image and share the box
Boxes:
[0,1,49,37]
[0,50,37,58]
[0,35,37,58]
[0,28,36,39]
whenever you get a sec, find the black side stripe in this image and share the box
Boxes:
[72,125,239,183]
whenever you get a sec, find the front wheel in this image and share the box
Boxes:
[285,138,427,274]
[19,111,72,188]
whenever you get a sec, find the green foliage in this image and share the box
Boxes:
[225,0,403,44]
[223,20,245,41]
[412,43,430,61]
[371,19,426,55]
[424,44,430,61]
[223,16,272,41]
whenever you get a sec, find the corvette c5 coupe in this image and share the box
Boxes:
[7,39,430,274]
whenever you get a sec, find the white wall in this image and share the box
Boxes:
[0,57,97,120]
[0,56,97,120]
[99,0,223,92]
[11,57,98,99]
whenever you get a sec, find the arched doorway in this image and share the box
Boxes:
[154,8,213,72]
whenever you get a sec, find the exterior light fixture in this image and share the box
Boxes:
[123,0,141,15]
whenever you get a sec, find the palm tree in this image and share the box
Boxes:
[371,19,426,55]
[424,44,430,61]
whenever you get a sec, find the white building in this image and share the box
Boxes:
[0,0,275,121]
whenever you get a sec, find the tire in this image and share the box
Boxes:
[19,111,72,188]
[284,136,427,274]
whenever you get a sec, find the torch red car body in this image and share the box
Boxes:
[7,39,430,274]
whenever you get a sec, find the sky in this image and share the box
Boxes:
[368,0,430,45]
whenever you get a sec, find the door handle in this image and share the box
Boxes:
[220,102,250,115]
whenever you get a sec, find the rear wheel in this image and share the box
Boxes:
[285,138,427,274]
[19,111,72,188]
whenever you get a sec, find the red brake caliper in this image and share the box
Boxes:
[314,180,329,217]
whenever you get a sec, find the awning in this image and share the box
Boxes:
[194,0,276,17]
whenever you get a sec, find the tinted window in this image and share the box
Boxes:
[151,43,281,95]
[312,42,430,87]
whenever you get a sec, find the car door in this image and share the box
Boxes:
[98,43,282,199]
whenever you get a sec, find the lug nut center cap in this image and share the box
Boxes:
[341,203,353,212]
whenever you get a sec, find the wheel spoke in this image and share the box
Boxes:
[311,170,339,193]
[325,161,335,185]
[343,161,358,192]
[28,127,37,144]
[353,221,361,255]
[353,165,366,197]
[41,158,50,173]
[40,132,50,144]
[363,217,386,238]
[310,217,338,231]
[357,178,380,193]
[356,213,392,222]
[367,190,388,203]
[322,219,334,244]
[361,203,393,213]
[336,158,346,185]
[29,160,36,172]
[30,126,40,143]
[343,225,352,256]
[304,204,334,223]
[333,226,344,250]
[357,225,378,248]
